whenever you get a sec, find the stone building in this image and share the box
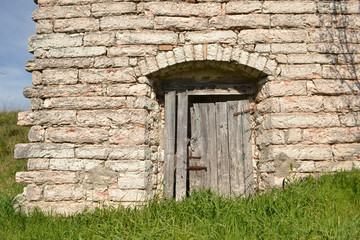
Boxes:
[14,0,360,214]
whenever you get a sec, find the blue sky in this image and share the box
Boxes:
[0,0,37,110]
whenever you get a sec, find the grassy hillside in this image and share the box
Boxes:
[0,111,359,239]
[0,111,29,196]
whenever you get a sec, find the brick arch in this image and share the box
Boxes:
[139,43,278,78]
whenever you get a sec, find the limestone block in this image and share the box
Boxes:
[308,44,360,54]
[94,56,129,68]
[146,56,159,72]
[16,171,77,184]
[317,2,360,14]
[22,201,92,215]
[109,125,146,145]
[100,16,153,31]
[193,44,204,61]
[108,189,146,202]
[210,15,270,29]
[14,143,75,159]
[322,65,360,80]
[230,47,241,62]
[339,113,360,127]
[25,184,43,201]
[28,33,83,52]
[338,54,360,64]
[309,29,360,44]
[108,45,157,57]
[238,50,249,65]
[297,161,315,173]
[333,144,360,160]
[287,54,336,64]
[49,159,103,171]
[76,109,147,126]
[271,43,307,54]
[315,161,353,172]
[75,146,147,160]
[260,145,333,161]
[18,110,76,126]
[238,29,308,44]
[54,18,99,33]
[30,99,44,110]
[263,1,316,13]
[154,17,208,30]
[36,20,53,34]
[226,2,262,14]
[138,60,151,76]
[92,2,136,17]
[173,47,186,63]
[86,188,109,202]
[185,31,237,44]
[222,46,232,62]
[84,31,116,46]
[58,0,98,5]
[303,127,360,144]
[43,184,84,201]
[144,2,221,17]
[156,52,168,69]
[43,47,106,58]
[263,59,278,75]
[270,14,321,28]
[46,127,108,144]
[105,160,152,172]
[25,58,95,72]
[23,85,102,98]
[28,126,45,142]
[255,44,270,53]
[258,162,275,173]
[265,81,307,97]
[79,68,136,84]
[256,130,285,146]
[32,71,42,86]
[107,84,151,97]
[118,172,148,190]
[133,96,159,110]
[42,69,78,85]
[284,129,303,144]
[117,32,178,45]
[165,51,176,66]
[32,6,90,20]
[43,97,127,110]
[262,113,340,129]
[28,159,50,171]
[324,96,360,112]
[281,64,322,79]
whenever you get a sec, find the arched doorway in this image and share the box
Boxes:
[150,60,266,200]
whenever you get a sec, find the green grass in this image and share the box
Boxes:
[0,111,29,196]
[0,111,359,239]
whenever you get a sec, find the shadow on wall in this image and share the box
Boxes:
[315,0,360,126]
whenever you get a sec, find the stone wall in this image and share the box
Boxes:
[15,0,360,214]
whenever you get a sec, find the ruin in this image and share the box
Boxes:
[14,0,360,214]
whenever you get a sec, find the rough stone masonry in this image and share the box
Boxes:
[14,0,360,214]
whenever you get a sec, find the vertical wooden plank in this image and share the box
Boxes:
[240,99,254,196]
[176,92,188,201]
[200,103,217,191]
[189,104,204,191]
[164,91,176,198]
[215,102,230,194]
[227,101,245,196]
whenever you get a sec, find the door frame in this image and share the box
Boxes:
[163,86,254,200]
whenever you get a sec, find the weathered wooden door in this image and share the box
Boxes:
[164,92,253,200]
[188,100,253,197]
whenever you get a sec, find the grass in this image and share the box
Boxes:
[0,111,29,196]
[0,111,359,239]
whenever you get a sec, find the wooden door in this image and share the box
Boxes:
[188,100,253,197]
[164,92,253,200]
